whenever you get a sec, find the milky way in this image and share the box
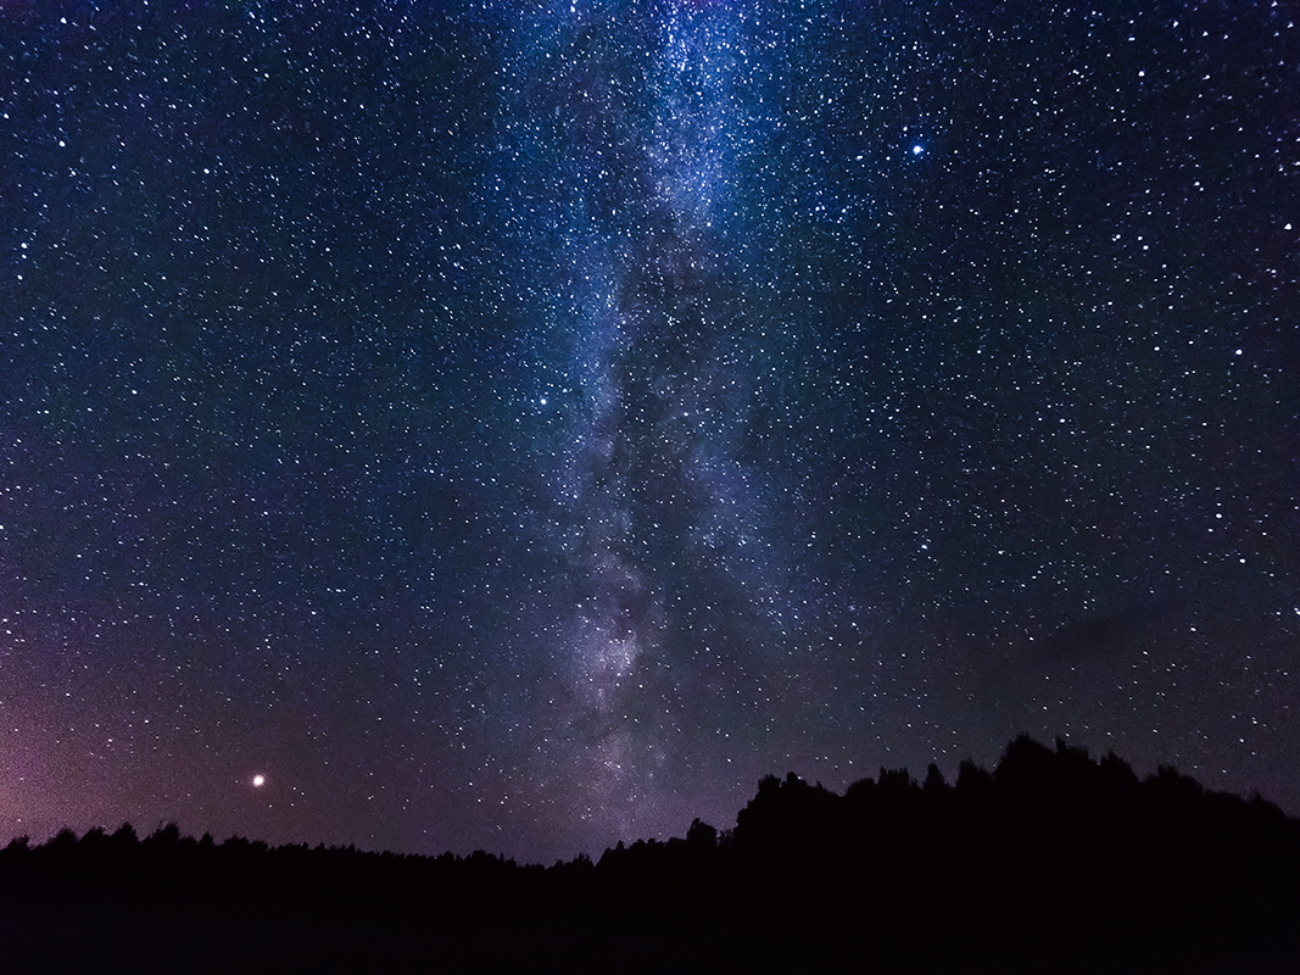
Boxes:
[2,1,1298,863]
[499,1,801,844]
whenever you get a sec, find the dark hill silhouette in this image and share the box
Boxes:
[2,736,1297,973]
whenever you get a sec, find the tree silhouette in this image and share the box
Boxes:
[686,817,717,850]
[923,762,948,795]
[1,737,1297,973]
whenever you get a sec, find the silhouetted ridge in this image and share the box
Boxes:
[2,737,1297,974]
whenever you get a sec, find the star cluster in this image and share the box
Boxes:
[2,1,1298,863]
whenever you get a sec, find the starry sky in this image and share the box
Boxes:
[2,0,1298,864]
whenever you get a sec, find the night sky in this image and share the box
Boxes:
[2,0,1298,864]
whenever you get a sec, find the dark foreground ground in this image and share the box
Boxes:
[4,737,1298,974]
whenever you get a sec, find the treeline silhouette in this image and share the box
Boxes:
[3,736,1298,973]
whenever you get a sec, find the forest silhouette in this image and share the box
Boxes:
[3,736,1297,973]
